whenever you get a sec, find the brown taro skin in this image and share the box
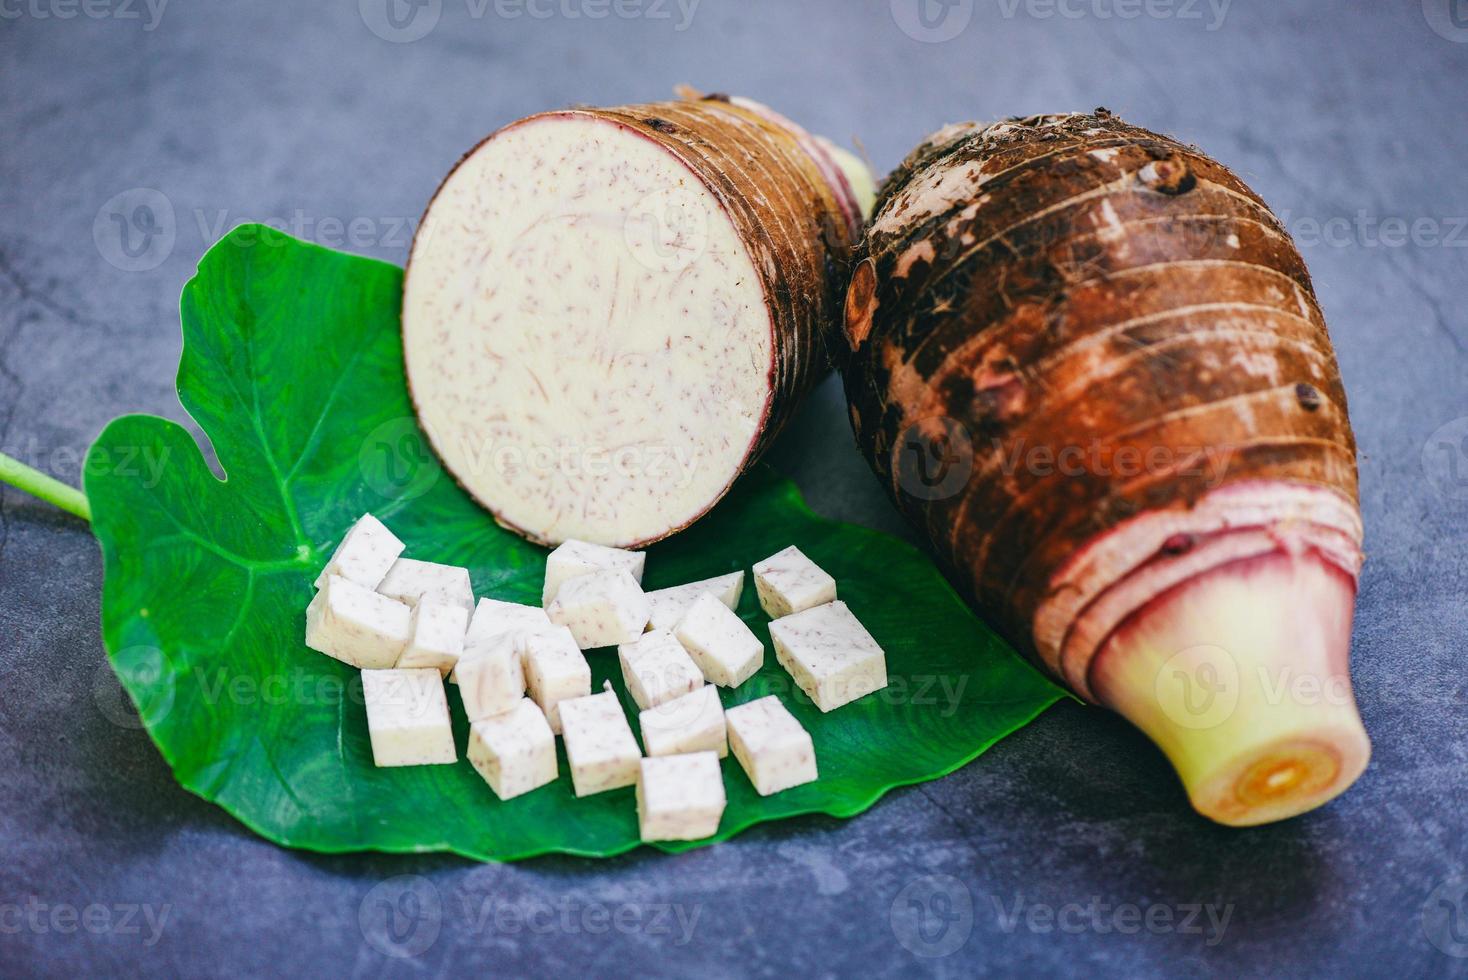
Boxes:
[836,110,1360,676]
[578,97,862,474]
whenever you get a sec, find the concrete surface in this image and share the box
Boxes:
[2,0,1466,976]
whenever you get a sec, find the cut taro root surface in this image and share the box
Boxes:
[403,93,871,549]
[836,110,1370,826]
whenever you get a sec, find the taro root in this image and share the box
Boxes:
[403,94,872,548]
[835,111,1369,826]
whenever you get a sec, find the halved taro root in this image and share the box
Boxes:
[403,95,869,548]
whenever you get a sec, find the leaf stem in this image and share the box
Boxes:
[0,452,91,521]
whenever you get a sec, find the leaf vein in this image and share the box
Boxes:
[281,340,373,488]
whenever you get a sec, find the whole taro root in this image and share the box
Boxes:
[836,111,1369,826]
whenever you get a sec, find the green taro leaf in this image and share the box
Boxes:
[84,225,1062,861]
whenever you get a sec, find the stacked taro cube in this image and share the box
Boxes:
[305,515,889,843]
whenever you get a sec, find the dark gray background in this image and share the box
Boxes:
[2,0,1466,976]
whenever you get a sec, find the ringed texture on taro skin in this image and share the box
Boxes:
[836,110,1369,827]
